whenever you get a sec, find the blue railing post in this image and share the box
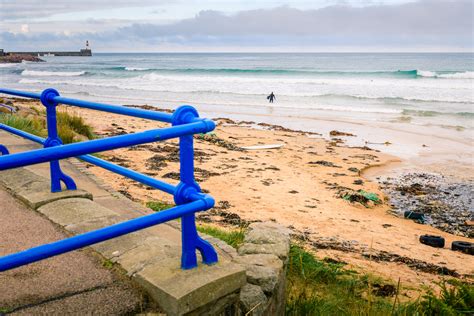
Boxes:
[172,106,218,269]
[0,145,8,155]
[40,88,77,192]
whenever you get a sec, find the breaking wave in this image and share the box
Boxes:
[21,70,86,77]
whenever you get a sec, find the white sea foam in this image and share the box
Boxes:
[125,67,150,71]
[438,71,474,79]
[417,70,438,78]
[417,70,474,79]
[18,75,473,105]
[21,69,86,77]
[0,63,18,68]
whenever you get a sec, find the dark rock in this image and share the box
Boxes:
[308,160,341,168]
[329,130,355,137]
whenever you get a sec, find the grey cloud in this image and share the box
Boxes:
[117,1,472,40]
[1,0,472,51]
[0,0,169,20]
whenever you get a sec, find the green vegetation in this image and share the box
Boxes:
[286,244,393,315]
[147,206,246,248]
[286,244,474,315]
[102,259,114,269]
[196,224,245,248]
[0,108,94,144]
[146,200,174,212]
[416,280,474,315]
[0,113,45,137]
[56,111,94,140]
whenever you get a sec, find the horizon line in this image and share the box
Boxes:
[90,51,474,54]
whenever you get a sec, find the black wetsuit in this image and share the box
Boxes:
[268,93,275,103]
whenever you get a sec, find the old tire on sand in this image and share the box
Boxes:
[451,241,473,255]
[419,235,445,248]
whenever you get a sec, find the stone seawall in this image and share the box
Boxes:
[235,222,290,315]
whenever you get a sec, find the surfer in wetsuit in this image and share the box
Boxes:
[267,92,276,103]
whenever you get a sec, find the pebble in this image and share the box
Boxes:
[380,173,473,237]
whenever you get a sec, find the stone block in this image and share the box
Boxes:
[244,222,290,245]
[238,242,290,261]
[92,231,151,259]
[233,254,283,271]
[0,168,45,191]
[115,236,178,275]
[245,265,279,294]
[191,292,240,315]
[239,284,267,316]
[65,215,124,234]
[134,260,246,315]
[37,198,117,226]
[0,168,92,209]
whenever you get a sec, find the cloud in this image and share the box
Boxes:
[1,0,472,51]
[20,24,29,33]
[116,1,472,41]
[0,0,166,20]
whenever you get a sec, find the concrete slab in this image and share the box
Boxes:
[135,260,246,315]
[16,184,92,210]
[95,195,153,219]
[92,231,152,260]
[37,198,118,227]
[114,236,177,275]
[0,168,92,209]
[65,214,125,234]
[0,168,45,191]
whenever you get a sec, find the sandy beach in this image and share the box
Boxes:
[6,98,472,299]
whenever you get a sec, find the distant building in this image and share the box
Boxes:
[0,49,4,57]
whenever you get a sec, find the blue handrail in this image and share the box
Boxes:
[0,88,218,271]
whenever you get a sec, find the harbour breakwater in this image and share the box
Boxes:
[1,49,91,57]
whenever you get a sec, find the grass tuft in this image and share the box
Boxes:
[57,110,94,140]
[146,201,174,212]
[417,280,474,315]
[0,109,94,144]
[287,244,404,315]
[102,259,114,269]
[196,224,245,248]
[0,113,46,137]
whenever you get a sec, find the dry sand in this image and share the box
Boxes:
[9,100,474,298]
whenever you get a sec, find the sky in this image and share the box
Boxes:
[0,0,472,52]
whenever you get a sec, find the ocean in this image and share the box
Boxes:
[1,53,473,162]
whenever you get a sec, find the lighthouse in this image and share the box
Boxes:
[80,41,92,56]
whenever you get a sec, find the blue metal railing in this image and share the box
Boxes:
[0,88,218,271]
